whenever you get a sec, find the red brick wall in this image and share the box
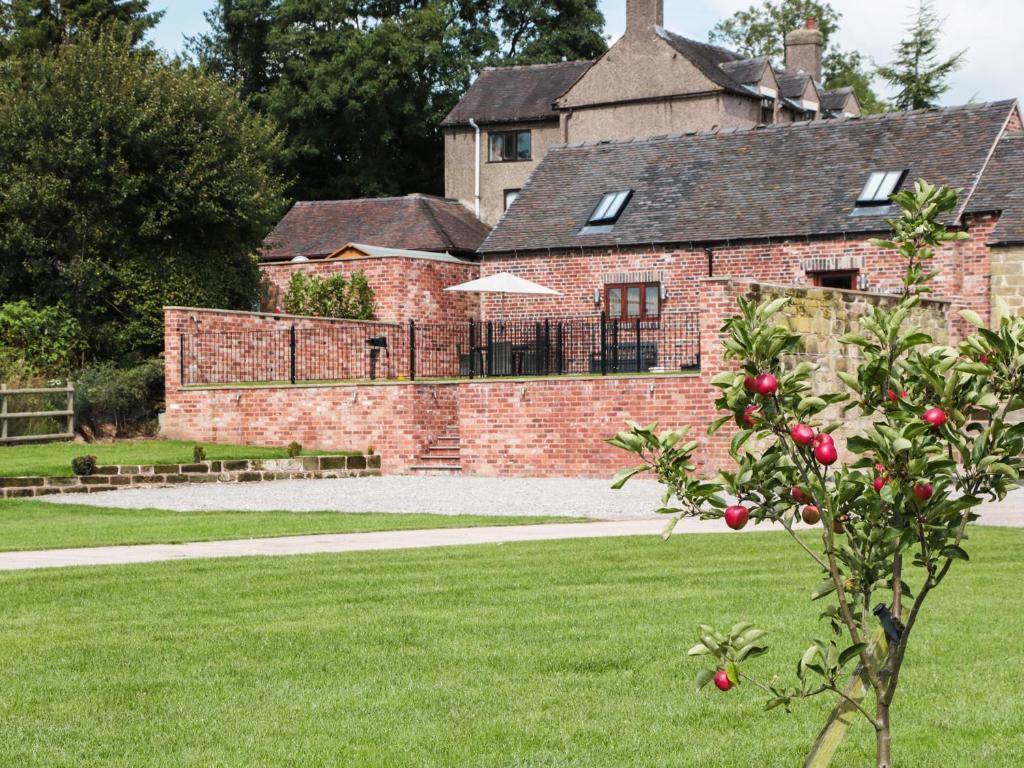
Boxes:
[479,215,997,333]
[1006,107,1023,133]
[166,308,410,387]
[259,257,480,323]
[163,279,952,478]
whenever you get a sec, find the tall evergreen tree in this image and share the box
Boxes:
[709,0,886,113]
[190,1,607,201]
[877,0,964,111]
[0,0,162,57]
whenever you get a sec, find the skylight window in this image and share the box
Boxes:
[857,170,907,206]
[588,190,633,226]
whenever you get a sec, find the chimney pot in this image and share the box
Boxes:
[806,17,817,30]
[785,19,824,82]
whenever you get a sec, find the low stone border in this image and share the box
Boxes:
[0,455,381,498]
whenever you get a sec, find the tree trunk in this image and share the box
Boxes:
[876,704,892,767]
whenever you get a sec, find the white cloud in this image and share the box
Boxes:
[600,0,1023,106]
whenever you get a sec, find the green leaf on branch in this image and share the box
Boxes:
[941,545,969,561]
[838,643,868,667]
[959,309,986,328]
[811,580,837,600]
[695,669,715,692]
[610,465,648,489]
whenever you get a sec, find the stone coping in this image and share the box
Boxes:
[0,455,381,498]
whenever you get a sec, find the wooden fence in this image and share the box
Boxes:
[0,383,75,444]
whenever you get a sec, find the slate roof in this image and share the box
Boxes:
[480,101,1019,254]
[441,61,594,128]
[654,28,750,96]
[969,133,1024,244]
[332,243,475,264]
[821,87,855,114]
[719,57,768,86]
[261,195,490,262]
[775,70,815,100]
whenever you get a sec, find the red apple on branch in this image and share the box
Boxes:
[724,505,750,530]
[913,483,934,501]
[922,407,947,429]
[755,373,779,396]
[714,669,733,691]
[790,424,815,446]
[791,486,810,503]
[743,374,758,392]
[814,441,838,465]
[873,476,889,493]
[888,388,908,402]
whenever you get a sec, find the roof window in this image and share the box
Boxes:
[857,170,907,206]
[587,190,633,226]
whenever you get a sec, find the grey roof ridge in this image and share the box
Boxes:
[542,99,1019,152]
[956,99,1021,223]
[480,59,594,72]
[292,193,456,207]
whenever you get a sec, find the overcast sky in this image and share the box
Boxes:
[151,0,1021,106]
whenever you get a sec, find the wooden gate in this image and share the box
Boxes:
[0,383,75,444]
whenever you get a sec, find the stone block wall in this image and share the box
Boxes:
[992,246,1024,323]
[0,455,379,498]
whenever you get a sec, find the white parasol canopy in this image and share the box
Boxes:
[444,272,560,296]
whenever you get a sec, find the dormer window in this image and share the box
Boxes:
[587,190,632,227]
[857,170,907,206]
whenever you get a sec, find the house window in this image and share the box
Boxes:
[605,282,660,321]
[489,130,531,162]
[759,97,774,125]
[857,170,907,206]
[503,189,520,211]
[813,271,858,290]
[588,190,633,226]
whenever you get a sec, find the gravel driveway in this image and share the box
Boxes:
[42,476,666,518]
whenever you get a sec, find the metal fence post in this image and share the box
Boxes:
[468,319,476,379]
[486,320,494,377]
[543,319,551,375]
[409,320,416,381]
[600,314,607,375]
[635,317,642,373]
[289,325,297,385]
[179,333,185,385]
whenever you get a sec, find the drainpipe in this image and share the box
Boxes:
[468,118,481,219]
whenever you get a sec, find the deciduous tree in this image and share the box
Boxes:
[189,0,607,200]
[612,182,1023,767]
[0,34,288,363]
[0,0,162,57]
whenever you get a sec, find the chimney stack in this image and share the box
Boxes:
[785,17,824,82]
[625,0,664,38]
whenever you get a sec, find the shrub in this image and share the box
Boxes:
[0,301,82,379]
[283,271,375,319]
[286,441,302,458]
[74,358,164,437]
[71,455,97,476]
[192,445,207,463]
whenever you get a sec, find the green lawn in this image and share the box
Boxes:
[0,528,1021,766]
[0,439,349,477]
[0,498,571,551]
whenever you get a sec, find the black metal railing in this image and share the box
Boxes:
[179,313,700,386]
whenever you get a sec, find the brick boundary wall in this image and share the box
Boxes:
[0,455,380,498]
[162,279,952,478]
[259,257,481,323]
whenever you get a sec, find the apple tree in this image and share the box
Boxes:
[610,181,1024,768]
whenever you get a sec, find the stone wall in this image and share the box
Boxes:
[0,455,379,498]
[991,246,1024,323]
[259,256,480,324]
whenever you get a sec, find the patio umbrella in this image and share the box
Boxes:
[443,272,560,296]
[444,271,560,319]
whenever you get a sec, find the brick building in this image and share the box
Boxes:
[478,100,1024,329]
[259,195,489,322]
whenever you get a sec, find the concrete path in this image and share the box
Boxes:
[0,519,682,571]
